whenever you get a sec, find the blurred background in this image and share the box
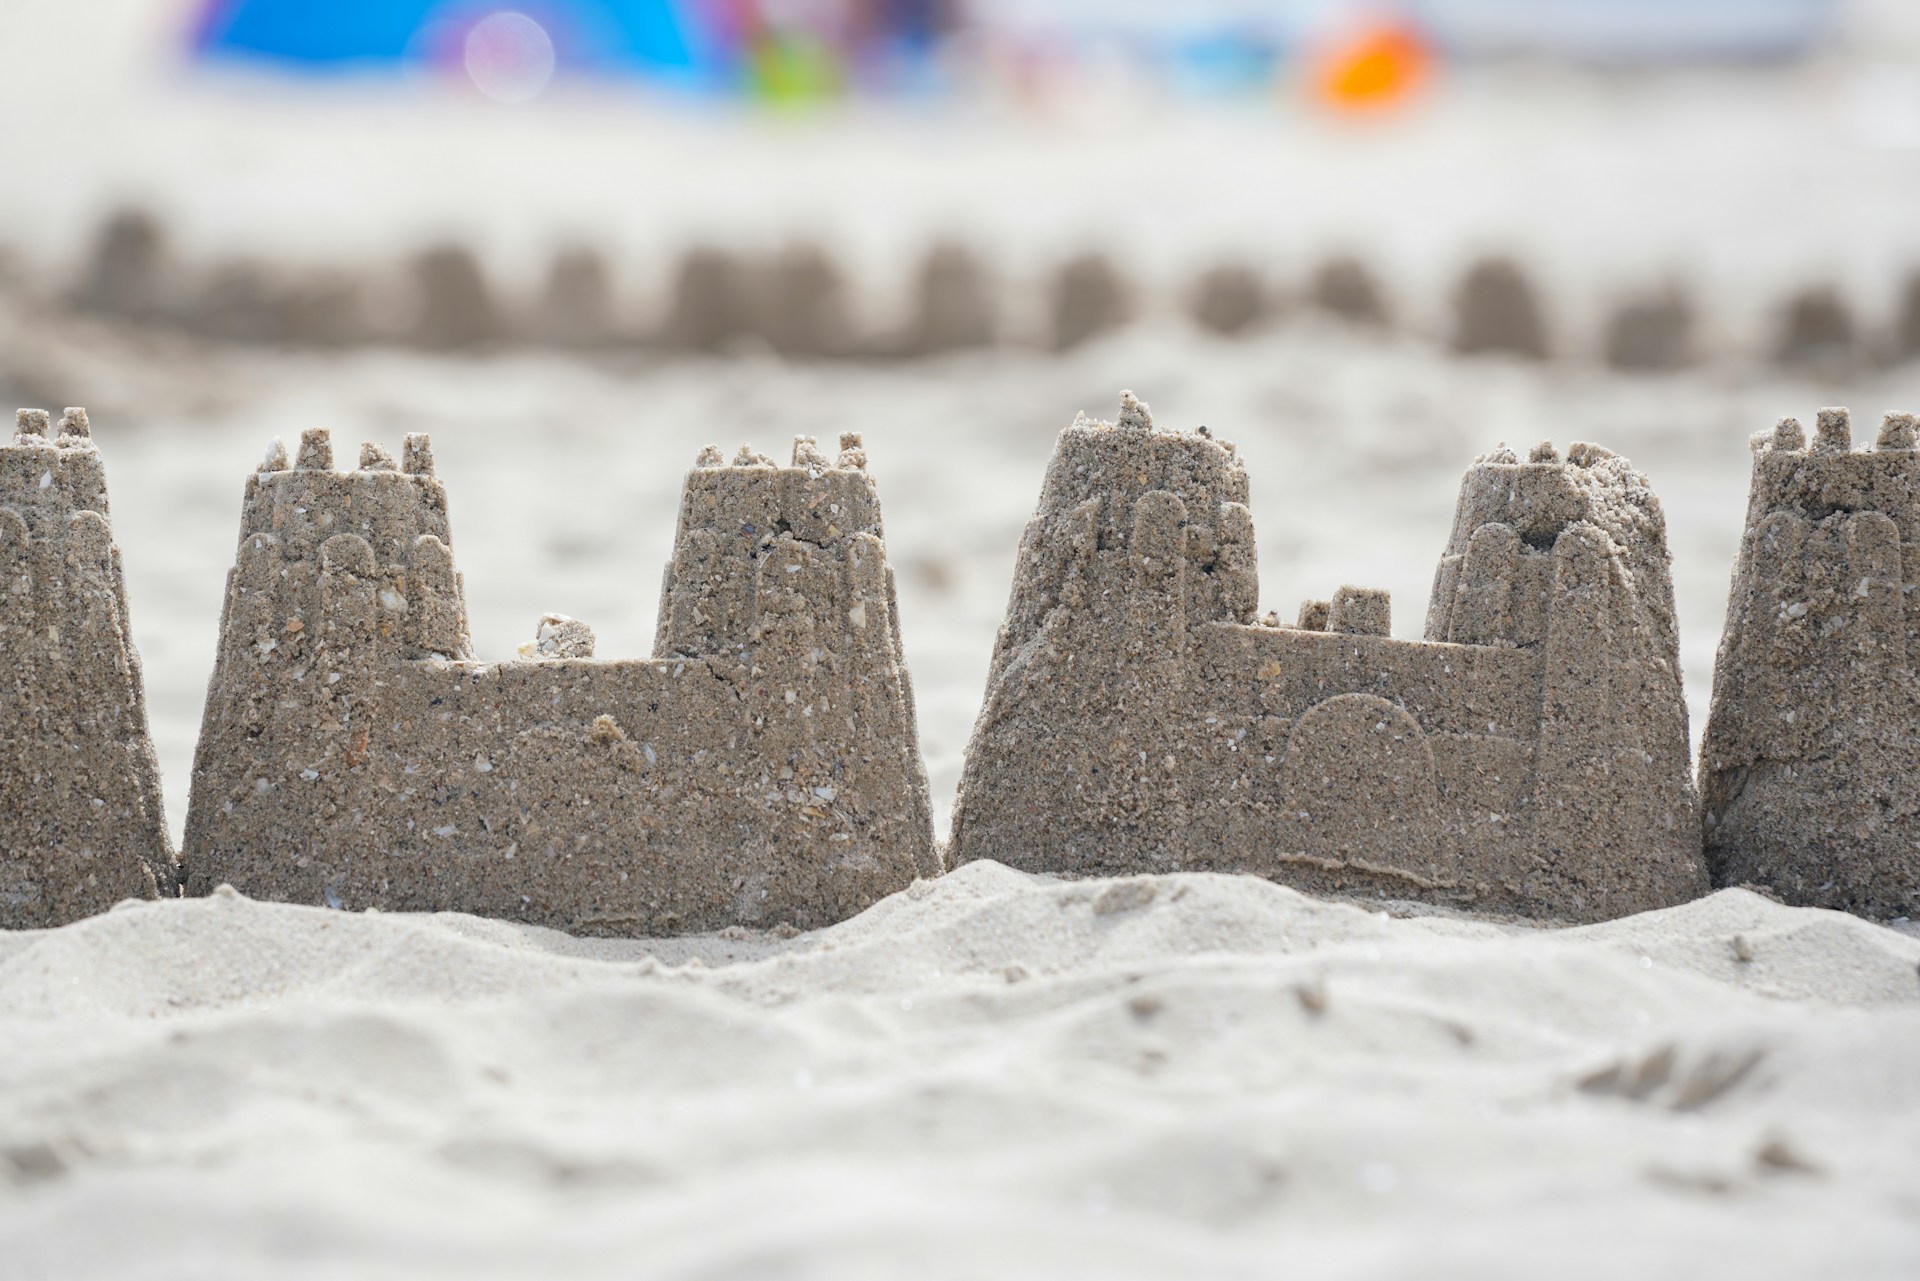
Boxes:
[7,0,1920,844]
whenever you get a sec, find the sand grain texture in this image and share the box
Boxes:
[1703,408,1920,919]
[1,866,1916,1279]
[1,408,172,927]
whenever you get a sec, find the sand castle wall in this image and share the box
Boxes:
[1,409,174,927]
[1701,409,1920,920]
[949,394,1706,922]
[20,391,1918,932]
[183,430,937,934]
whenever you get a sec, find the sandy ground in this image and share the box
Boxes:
[3,866,1918,1279]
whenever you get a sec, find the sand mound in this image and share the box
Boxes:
[1049,253,1132,352]
[2,864,1914,1278]
[1603,288,1696,371]
[1451,257,1551,360]
[1189,264,1268,337]
[408,244,505,350]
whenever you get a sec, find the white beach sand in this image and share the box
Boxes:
[3,867,1917,1279]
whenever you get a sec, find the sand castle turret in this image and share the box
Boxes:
[1700,409,1920,919]
[184,429,936,934]
[2,409,174,925]
[949,393,1705,921]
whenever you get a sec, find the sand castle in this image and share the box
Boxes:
[182,429,937,934]
[12,392,1920,934]
[1701,409,1920,920]
[949,393,1707,922]
[1,409,174,927]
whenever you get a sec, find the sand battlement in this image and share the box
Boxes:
[951,393,1705,921]
[1702,407,1920,919]
[2,409,173,927]
[223,427,468,664]
[184,430,935,934]
[2,408,110,527]
[1734,407,1920,542]
[657,432,887,661]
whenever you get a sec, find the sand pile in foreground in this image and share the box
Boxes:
[1,861,1915,1279]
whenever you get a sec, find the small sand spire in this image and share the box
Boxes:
[733,445,774,468]
[695,444,726,467]
[57,408,91,440]
[260,438,290,473]
[837,432,867,470]
[1813,407,1851,454]
[296,428,334,471]
[359,442,397,471]
[15,408,49,438]
[1878,412,1918,451]
[402,433,435,477]
[1772,417,1806,451]
[1530,441,1560,464]
[1116,390,1153,433]
[792,435,831,470]
[529,612,595,659]
[1296,599,1331,631]
[1486,444,1520,465]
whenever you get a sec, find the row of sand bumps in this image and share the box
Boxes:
[3,395,1916,933]
[65,207,1894,370]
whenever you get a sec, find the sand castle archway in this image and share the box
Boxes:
[1272,693,1450,880]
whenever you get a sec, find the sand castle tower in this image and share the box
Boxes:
[949,393,1704,921]
[1700,409,1920,920]
[184,430,936,934]
[2,409,174,926]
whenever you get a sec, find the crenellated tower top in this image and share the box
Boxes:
[239,426,452,569]
[1740,407,1920,541]
[3,407,111,531]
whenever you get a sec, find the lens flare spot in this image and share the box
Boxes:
[464,11,555,104]
[1314,21,1430,114]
